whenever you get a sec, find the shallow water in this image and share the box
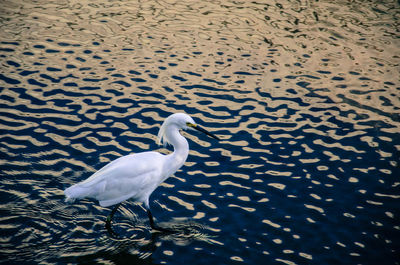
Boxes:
[0,0,399,264]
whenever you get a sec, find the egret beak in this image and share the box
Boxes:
[187,123,219,140]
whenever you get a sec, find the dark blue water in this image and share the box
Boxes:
[1,1,399,264]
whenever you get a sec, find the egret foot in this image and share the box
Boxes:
[105,203,121,238]
[147,209,174,233]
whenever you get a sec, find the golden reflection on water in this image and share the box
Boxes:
[0,0,399,264]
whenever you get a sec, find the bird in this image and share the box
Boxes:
[64,113,219,233]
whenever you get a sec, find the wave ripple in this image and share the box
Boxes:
[1,0,399,264]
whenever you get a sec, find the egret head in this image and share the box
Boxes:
[157,113,219,146]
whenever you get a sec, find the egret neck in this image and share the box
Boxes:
[163,125,190,181]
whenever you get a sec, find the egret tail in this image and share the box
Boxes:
[64,184,93,202]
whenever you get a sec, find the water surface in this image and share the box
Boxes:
[0,0,399,264]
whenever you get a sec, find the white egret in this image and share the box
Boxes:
[64,113,219,232]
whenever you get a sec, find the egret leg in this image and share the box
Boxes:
[105,203,122,238]
[147,209,173,233]
[107,203,121,224]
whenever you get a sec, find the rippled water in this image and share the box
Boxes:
[1,0,399,264]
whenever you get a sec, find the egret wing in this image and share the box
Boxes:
[96,168,160,207]
[79,151,163,188]
[64,152,165,205]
